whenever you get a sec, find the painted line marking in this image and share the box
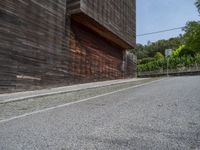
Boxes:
[0,78,165,124]
[0,79,146,104]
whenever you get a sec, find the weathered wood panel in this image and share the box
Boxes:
[80,0,136,48]
[0,0,136,94]
[125,52,137,78]
[70,20,124,81]
[71,13,131,49]
[67,0,81,14]
[0,0,72,93]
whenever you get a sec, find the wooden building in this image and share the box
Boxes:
[0,0,136,93]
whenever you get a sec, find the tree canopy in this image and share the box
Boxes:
[132,20,200,60]
[154,52,164,60]
[130,36,183,59]
[183,21,200,53]
[195,0,200,14]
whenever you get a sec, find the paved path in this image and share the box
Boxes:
[0,76,200,150]
[0,78,144,103]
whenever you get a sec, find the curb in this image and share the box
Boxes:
[0,78,148,104]
[0,78,165,124]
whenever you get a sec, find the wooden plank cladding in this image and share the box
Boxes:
[80,0,136,48]
[70,20,124,81]
[0,0,71,93]
[67,0,81,15]
[0,0,136,93]
[71,13,131,49]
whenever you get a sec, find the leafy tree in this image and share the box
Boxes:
[131,36,183,59]
[171,45,194,58]
[195,0,200,14]
[138,57,155,65]
[172,45,185,57]
[154,52,164,60]
[179,48,195,57]
[183,21,200,53]
[130,44,148,59]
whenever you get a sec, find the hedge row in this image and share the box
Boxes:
[137,55,200,72]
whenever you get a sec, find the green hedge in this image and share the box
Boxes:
[137,57,155,65]
[137,55,200,72]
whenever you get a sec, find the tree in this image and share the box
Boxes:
[131,36,183,59]
[154,52,164,60]
[183,21,200,53]
[130,44,148,59]
[195,0,200,14]
[172,45,195,57]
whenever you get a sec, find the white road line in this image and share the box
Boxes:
[0,79,145,104]
[0,78,165,124]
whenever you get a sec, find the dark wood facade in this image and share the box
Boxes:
[0,0,136,93]
[69,0,136,48]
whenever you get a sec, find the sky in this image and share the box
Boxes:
[136,0,199,45]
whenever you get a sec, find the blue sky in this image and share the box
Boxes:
[136,0,199,45]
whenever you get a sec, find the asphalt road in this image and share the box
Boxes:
[0,76,200,150]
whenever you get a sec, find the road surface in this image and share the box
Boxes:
[0,76,200,150]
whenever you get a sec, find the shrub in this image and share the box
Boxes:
[154,52,164,60]
[138,57,155,65]
[137,55,200,72]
